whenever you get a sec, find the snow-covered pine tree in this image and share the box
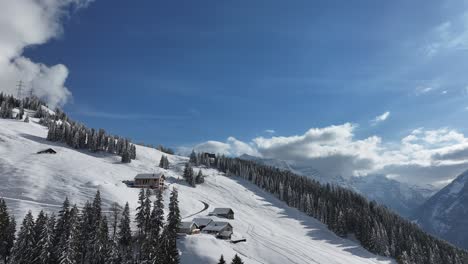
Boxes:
[0,101,12,119]
[79,201,94,263]
[59,205,80,264]
[37,214,56,264]
[161,188,180,264]
[89,216,110,264]
[32,210,48,262]
[92,190,102,227]
[118,202,132,264]
[149,190,165,262]
[0,199,15,263]
[135,189,146,236]
[11,211,35,263]
[54,197,71,257]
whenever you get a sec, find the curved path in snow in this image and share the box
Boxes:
[182,200,209,219]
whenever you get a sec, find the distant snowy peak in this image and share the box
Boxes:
[415,169,468,249]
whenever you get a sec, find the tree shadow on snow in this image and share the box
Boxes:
[228,176,394,263]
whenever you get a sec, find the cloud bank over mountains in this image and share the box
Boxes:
[191,123,468,187]
[0,0,93,107]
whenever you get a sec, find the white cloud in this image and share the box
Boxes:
[0,0,94,107]
[415,86,434,95]
[264,129,275,134]
[193,137,260,157]
[190,124,468,186]
[371,111,390,125]
[424,12,468,57]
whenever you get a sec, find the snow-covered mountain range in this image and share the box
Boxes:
[415,170,468,249]
[0,117,394,264]
[239,154,436,217]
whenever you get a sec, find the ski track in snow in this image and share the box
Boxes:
[0,118,395,264]
[182,200,209,219]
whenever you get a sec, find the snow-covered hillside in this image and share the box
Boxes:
[240,154,433,218]
[0,118,394,264]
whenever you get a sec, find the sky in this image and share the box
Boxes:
[3,0,468,186]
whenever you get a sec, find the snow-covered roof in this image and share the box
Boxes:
[209,208,233,215]
[193,218,213,226]
[179,221,197,229]
[135,173,164,179]
[203,221,231,232]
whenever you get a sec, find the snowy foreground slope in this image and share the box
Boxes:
[0,118,394,264]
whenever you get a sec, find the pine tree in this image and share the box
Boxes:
[54,197,71,258]
[121,150,131,163]
[11,211,35,263]
[129,144,137,160]
[79,201,93,263]
[159,155,169,169]
[0,199,15,263]
[135,189,146,235]
[149,190,165,262]
[140,189,153,261]
[38,214,56,264]
[110,202,120,241]
[59,205,80,264]
[183,163,195,186]
[161,188,180,264]
[92,190,102,227]
[218,255,226,264]
[189,150,198,165]
[32,210,48,262]
[107,240,121,264]
[89,216,110,264]
[195,170,205,184]
[118,203,132,264]
[231,254,244,264]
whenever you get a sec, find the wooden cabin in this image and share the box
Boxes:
[202,221,233,239]
[208,208,234,219]
[178,222,199,235]
[134,173,165,189]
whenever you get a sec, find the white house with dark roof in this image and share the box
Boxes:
[202,221,233,239]
[134,173,165,189]
[208,208,234,219]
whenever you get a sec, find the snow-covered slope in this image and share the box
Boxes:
[239,154,431,217]
[415,170,468,249]
[0,118,394,263]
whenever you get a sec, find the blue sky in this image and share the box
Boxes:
[4,0,468,185]
[20,0,468,146]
